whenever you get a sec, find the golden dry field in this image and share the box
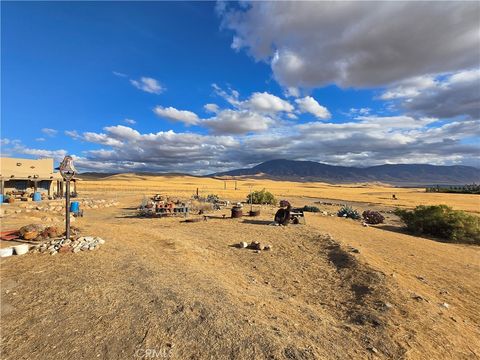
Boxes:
[80,174,480,213]
[1,175,479,360]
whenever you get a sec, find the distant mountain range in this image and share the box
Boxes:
[213,159,480,185]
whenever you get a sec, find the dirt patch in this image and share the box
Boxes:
[1,189,479,359]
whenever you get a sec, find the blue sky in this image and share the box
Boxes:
[1,1,479,173]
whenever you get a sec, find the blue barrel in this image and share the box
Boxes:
[0,195,3,203]
[70,201,80,213]
[33,192,42,202]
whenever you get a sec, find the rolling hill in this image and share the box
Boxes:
[213,159,480,185]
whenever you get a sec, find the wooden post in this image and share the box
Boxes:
[0,179,4,196]
[65,180,71,239]
[235,181,237,190]
[224,181,226,190]
[196,187,199,198]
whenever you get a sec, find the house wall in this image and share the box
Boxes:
[0,158,56,178]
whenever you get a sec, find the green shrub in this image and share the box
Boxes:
[302,205,320,212]
[246,189,276,205]
[395,205,480,245]
[206,194,219,203]
[337,205,361,219]
[362,210,385,224]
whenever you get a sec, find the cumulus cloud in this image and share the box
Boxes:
[152,86,296,135]
[295,96,331,119]
[52,126,240,173]
[9,113,476,173]
[41,128,58,137]
[243,92,294,113]
[204,103,220,113]
[382,69,480,119]
[203,110,274,135]
[212,84,294,114]
[130,77,164,94]
[221,2,480,88]
[154,106,200,125]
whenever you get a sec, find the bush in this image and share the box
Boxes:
[337,205,361,219]
[302,205,320,212]
[246,189,276,205]
[362,210,385,224]
[206,194,219,203]
[395,205,480,245]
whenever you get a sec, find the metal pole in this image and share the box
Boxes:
[65,180,70,239]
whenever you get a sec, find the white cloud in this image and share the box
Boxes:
[41,128,58,137]
[243,92,294,113]
[203,110,274,135]
[380,75,438,100]
[6,114,479,173]
[284,87,300,98]
[113,71,128,78]
[221,2,480,88]
[295,96,331,119]
[204,103,220,113]
[65,130,81,139]
[154,106,200,125]
[382,69,480,119]
[130,77,164,94]
[347,108,371,117]
[35,137,46,142]
[124,118,136,125]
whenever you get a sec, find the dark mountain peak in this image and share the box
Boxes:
[214,160,480,185]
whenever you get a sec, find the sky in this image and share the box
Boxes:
[1,1,479,173]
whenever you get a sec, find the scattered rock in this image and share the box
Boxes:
[362,222,369,227]
[441,302,450,309]
[412,293,428,302]
[30,236,106,255]
[239,241,248,248]
[367,346,378,354]
[250,241,262,250]
[416,275,428,283]
[263,244,272,251]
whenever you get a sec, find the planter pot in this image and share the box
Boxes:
[0,247,13,257]
[13,244,29,255]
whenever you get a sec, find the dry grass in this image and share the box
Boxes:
[1,176,479,359]
[79,174,480,213]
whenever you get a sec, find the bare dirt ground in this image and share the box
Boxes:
[1,176,479,360]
